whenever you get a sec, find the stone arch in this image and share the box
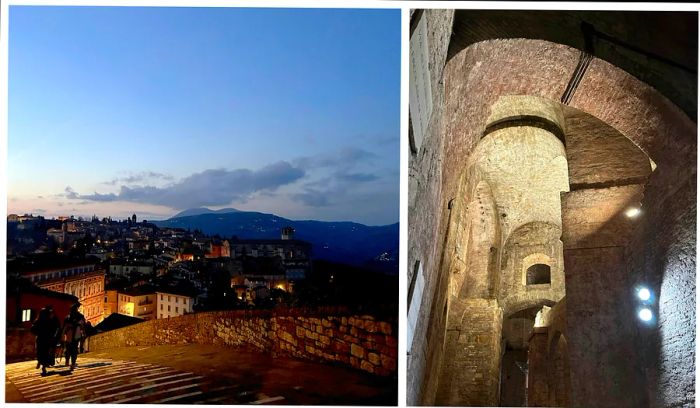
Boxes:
[501,221,562,270]
[501,296,556,320]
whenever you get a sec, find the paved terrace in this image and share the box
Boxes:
[5,344,397,405]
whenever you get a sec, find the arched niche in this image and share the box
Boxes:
[521,253,555,286]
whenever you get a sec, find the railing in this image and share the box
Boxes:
[138,299,153,306]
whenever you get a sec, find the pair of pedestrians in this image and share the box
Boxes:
[31,303,86,375]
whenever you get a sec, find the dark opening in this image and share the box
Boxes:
[526,264,551,285]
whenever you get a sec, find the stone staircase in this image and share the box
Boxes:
[5,358,285,404]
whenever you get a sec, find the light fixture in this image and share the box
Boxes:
[639,308,653,322]
[638,287,651,301]
[625,207,641,218]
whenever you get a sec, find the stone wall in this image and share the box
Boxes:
[407,9,455,406]
[88,311,397,376]
[409,29,696,406]
[6,328,37,363]
[435,299,503,406]
[627,159,697,408]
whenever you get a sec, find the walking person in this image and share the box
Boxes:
[30,306,61,376]
[47,306,62,367]
[62,303,86,371]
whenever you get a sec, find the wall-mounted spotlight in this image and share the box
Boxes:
[637,287,651,301]
[638,308,653,322]
[625,207,642,218]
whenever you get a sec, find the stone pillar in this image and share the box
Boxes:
[561,185,648,408]
[527,327,549,406]
[435,299,503,406]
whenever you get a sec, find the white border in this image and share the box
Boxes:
[2,2,700,408]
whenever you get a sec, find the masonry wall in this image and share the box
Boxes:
[6,328,37,363]
[435,299,503,406]
[528,328,550,406]
[88,311,397,376]
[410,31,696,406]
[626,159,697,408]
[406,9,456,406]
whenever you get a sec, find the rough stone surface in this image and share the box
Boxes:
[89,311,397,377]
[435,299,503,406]
[408,12,696,407]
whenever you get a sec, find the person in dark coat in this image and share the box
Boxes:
[62,303,86,370]
[31,306,61,375]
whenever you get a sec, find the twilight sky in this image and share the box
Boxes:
[8,6,400,226]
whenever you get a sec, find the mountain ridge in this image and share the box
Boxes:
[153,209,399,274]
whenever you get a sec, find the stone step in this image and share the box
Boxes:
[13,361,142,389]
[112,381,206,404]
[30,367,177,402]
[175,384,244,404]
[6,357,295,405]
[80,374,205,403]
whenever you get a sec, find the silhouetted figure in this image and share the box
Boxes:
[31,306,60,376]
[47,307,62,366]
[62,303,86,371]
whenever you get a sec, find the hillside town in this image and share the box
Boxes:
[7,213,314,330]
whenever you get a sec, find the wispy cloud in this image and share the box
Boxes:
[67,161,305,209]
[293,147,378,170]
[103,171,174,186]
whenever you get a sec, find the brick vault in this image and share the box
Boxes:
[407,10,696,408]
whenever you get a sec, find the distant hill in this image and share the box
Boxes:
[171,207,241,218]
[153,210,399,274]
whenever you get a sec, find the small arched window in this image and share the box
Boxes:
[526,264,551,285]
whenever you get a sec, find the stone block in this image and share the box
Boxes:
[364,320,378,333]
[379,322,392,335]
[351,343,365,359]
[380,354,397,369]
[360,360,375,373]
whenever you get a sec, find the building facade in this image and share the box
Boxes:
[156,291,194,319]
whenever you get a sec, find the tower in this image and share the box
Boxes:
[281,227,295,240]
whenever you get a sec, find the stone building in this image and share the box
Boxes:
[12,259,106,325]
[117,285,157,320]
[408,10,696,408]
[155,289,194,319]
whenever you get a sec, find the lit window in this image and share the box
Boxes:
[21,309,32,322]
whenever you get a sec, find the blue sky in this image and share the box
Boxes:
[8,6,400,225]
